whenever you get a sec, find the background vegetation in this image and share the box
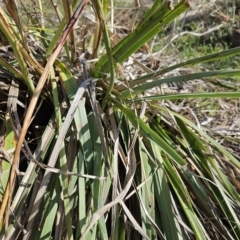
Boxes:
[0,0,240,239]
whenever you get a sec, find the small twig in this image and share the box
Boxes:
[156,24,224,55]
[50,0,63,22]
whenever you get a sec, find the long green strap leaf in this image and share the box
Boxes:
[130,92,240,102]
[92,0,190,76]
[130,46,240,86]
[113,101,186,165]
[122,69,240,97]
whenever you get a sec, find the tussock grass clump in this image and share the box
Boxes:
[0,1,240,239]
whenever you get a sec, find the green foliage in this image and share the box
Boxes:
[0,0,240,239]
